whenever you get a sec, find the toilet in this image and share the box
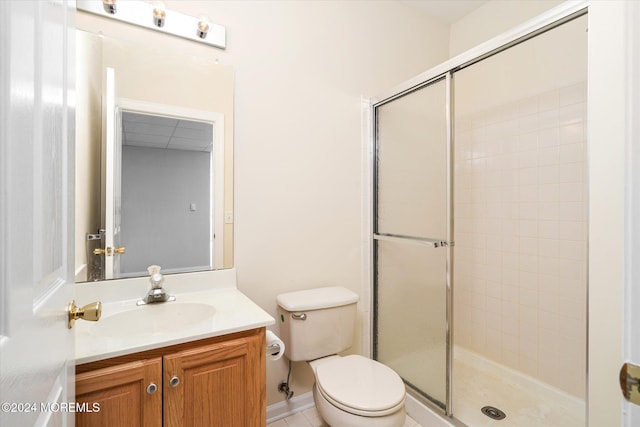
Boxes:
[277,287,406,427]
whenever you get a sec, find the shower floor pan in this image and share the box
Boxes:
[382,344,584,426]
[453,346,585,427]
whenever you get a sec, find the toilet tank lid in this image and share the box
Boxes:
[277,287,359,311]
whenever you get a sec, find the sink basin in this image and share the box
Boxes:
[90,302,216,338]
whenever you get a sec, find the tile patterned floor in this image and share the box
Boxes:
[267,406,423,427]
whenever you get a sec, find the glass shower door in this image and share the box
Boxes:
[451,14,587,427]
[374,77,450,410]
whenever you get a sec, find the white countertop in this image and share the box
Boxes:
[74,269,275,365]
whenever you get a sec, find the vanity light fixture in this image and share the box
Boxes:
[102,0,116,14]
[77,0,226,49]
[196,15,210,39]
[152,1,166,28]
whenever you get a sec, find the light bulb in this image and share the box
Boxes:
[102,0,116,14]
[153,1,166,27]
[196,15,210,39]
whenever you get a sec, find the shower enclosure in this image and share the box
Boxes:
[372,5,587,426]
[374,76,451,409]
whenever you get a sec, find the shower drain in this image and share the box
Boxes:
[481,406,506,420]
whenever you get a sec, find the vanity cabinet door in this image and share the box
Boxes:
[163,333,265,427]
[76,357,162,427]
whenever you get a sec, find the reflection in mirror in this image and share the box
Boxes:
[75,30,234,283]
[119,111,216,278]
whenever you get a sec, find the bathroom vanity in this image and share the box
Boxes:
[74,269,274,427]
[76,328,264,427]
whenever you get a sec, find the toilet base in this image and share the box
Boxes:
[313,383,406,427]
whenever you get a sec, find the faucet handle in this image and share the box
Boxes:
[147,265,164,288]
[139,264,173,304]
[147,265,162,275]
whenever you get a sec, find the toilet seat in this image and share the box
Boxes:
[314,355,406,417]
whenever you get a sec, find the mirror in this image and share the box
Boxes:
[75,29,234,282]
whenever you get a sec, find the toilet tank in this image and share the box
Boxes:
[276,287,359,362]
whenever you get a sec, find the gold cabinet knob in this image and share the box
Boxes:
[114,247,126,254]
[67,300,102,329]
[93,248,106,255]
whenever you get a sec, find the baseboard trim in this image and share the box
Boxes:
[266,391,315,424]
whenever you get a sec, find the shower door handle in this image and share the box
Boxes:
[433,241,454,248]
[373,233,453,248]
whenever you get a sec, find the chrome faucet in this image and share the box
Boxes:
[137,265,176,306]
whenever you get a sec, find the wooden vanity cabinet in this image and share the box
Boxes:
[76,328,266,427]
[76,357,162,427]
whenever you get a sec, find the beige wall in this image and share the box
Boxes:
[449,0,564,57]
[223,1,449,405]
[78,1,450,406]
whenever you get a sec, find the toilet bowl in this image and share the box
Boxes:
[276,287,407,427]
[309,355,406,427]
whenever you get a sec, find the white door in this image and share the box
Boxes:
[623,1,640,424]
[0,1,76,426]
[101,67,123,279]
[623,154,640,424]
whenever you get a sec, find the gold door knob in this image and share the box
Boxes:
[67,300,102,329]
[620,362,640,405]
[93,247,125,256]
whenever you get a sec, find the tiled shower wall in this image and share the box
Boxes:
[453,82,587,398]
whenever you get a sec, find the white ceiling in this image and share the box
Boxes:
[399,0,488,24]
[122,111,214,152]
